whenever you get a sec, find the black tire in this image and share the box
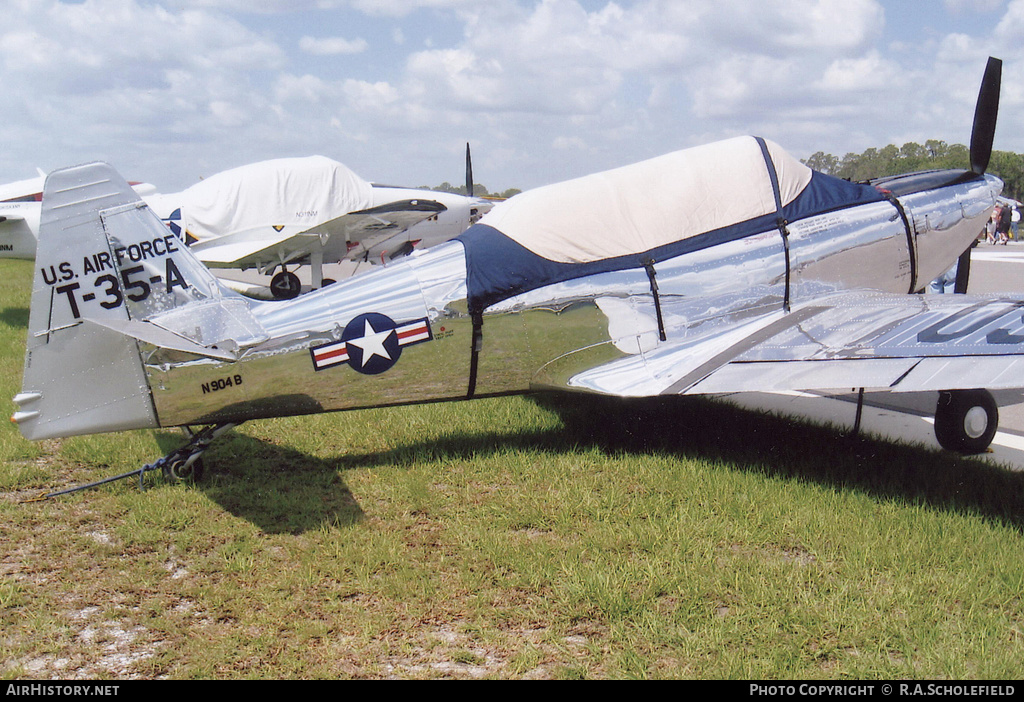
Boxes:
[162,456,204,483]
[270,271,301,299]
[934,389,998,454]
[321,278,336,287]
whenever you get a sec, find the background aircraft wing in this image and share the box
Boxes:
[191,199,447,269]
[554,291,1024,398]
[0,208,39,259]
[320,199,448,260]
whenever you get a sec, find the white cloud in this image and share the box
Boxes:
[341,78,401,111]
[299,36,369,55]
[0,0,1020,196]
[818,51,900,92]
[0,0,290,186]
[346,0,485,17]
[274,73,331,104]
[552,135,590,151]
[945,0,1004,13]
[209,100,248,127]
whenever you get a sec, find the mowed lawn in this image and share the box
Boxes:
[2,258,1024,679]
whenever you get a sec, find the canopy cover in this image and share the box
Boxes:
[167,156,374,241]
[480,136,813,263]
[458,136,888,313]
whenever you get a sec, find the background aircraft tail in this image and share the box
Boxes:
[13,162,231,440]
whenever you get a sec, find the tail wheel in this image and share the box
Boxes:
[934,389,998,454]
[162,457,205,483]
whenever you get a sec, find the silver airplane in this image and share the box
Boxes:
[12,58,1022,481]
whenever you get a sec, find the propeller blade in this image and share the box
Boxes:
[970,56,1002,175]
[466,142,474,198]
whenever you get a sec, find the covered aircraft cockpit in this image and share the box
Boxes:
[147,156,375,243]
[457,136,886,313]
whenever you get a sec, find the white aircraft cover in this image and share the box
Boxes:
[173,156,375,242]
[480,136,813,264]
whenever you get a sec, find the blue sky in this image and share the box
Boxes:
[2,0,1023,193]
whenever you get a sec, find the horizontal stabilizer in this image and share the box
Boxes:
[84,318,239,361]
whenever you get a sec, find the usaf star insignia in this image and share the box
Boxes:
[310,312,432,374]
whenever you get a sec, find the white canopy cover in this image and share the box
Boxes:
[166,156,375,242]
[480,136,813,263]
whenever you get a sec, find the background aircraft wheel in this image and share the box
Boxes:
[162,457,204,483]
[321,278,336,286]
[270,271,301,299]
[934,389,998,454]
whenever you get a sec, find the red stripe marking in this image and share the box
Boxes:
[315,345,349,362]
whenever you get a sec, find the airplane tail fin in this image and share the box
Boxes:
[12,162,238,440]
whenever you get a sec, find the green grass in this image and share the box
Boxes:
[2,258,1024,679]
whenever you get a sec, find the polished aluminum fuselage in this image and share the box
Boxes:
[143,173,1000,428]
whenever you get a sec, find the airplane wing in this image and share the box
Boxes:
[553,292,1024,398]
[0,208,39,259]
[316,198,450,260]
[190,199,447,270]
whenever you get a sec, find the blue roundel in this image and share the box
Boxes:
[341,312,402,375]
[163,208,182,237]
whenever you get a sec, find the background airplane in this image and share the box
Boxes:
[145,149,493,299]
[0,148,493,299]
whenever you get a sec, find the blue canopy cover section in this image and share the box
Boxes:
[457,138,886,314]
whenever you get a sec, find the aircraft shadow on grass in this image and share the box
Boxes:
[152,428,365,536]
[158,393,1024,535]
[0,307,29,328]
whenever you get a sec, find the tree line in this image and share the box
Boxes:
[802,141,1024,202]
[423,182,522,200]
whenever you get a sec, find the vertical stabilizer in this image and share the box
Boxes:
[13,163,228,440]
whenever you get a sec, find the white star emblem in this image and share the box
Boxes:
[346,319,394,366]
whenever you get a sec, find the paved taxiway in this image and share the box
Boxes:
[216,244,1024,471]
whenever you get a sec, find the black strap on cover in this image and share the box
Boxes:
[880,191,918,293]
[642,257,668,341]
[754,137,793,312]
[467,309,484,398]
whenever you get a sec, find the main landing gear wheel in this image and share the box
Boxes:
[934,389,998,454]
[270,270,301,299]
